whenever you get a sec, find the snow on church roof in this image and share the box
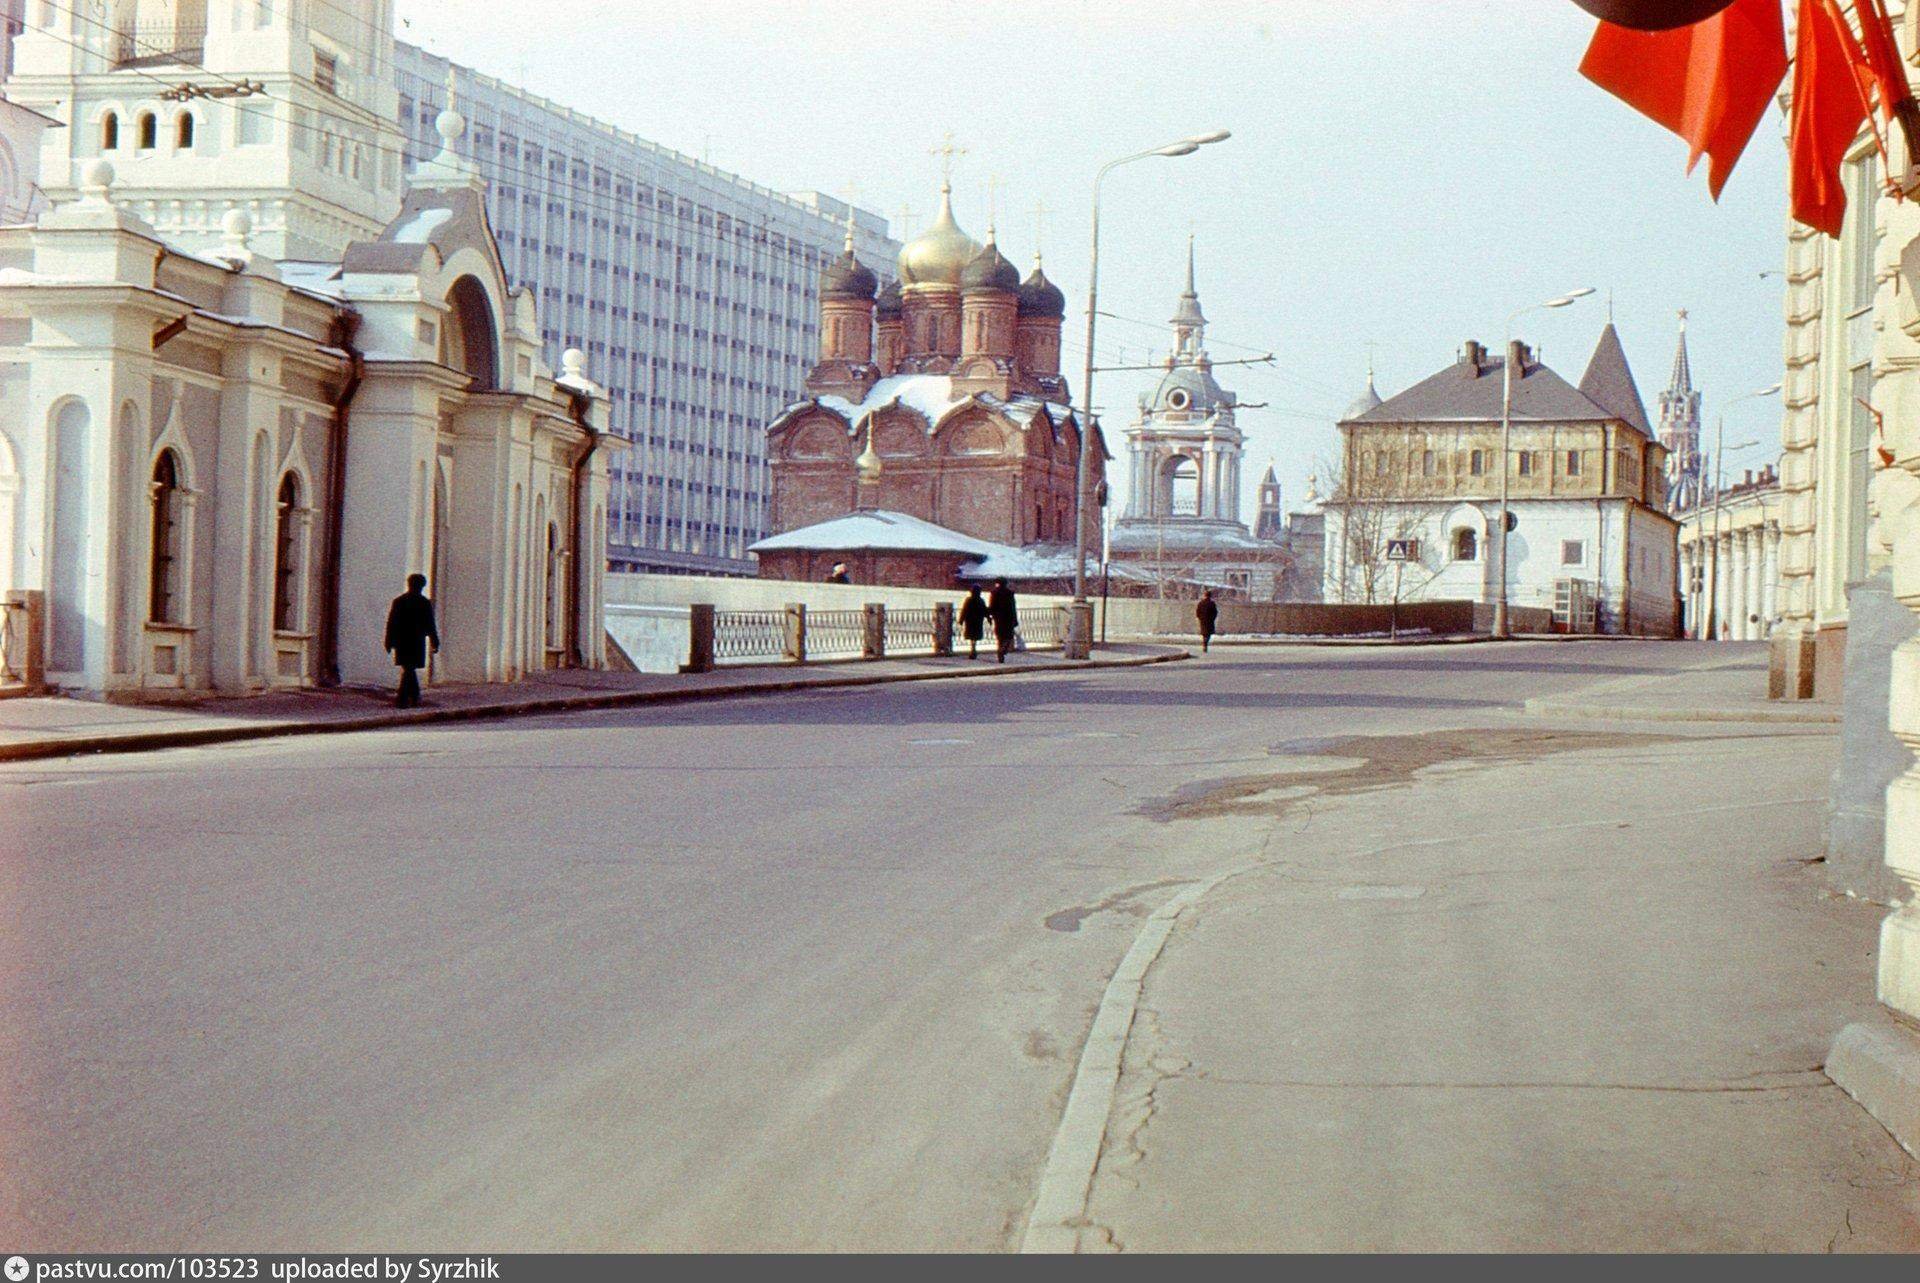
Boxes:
[749,510,1001,557]
[747,509,1154,584]
[776,374,1075,435]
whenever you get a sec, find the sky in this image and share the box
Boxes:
[393,0,1792,517]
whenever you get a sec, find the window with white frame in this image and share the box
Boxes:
[1561,539,1586,566]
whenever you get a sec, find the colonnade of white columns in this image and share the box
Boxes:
[1680,521,1780,640]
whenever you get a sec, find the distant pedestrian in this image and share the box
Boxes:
[1195,590,1219,653]
[988,577,1019,663]
[959,585,988,660]
[826,562,851,584]
[384,573,439,709]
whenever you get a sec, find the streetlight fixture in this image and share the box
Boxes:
[1704,382,1782,639]
[1065,129,1233,659]
[1491,287,1595,639]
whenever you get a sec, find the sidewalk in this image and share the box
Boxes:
[1520,646,1840,724]
[1071,717,1919,1250]
[0,644,1184,764]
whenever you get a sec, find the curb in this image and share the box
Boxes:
[1143,634,1490,649]
[0,650,1189,766]
[1520,696,1840,725]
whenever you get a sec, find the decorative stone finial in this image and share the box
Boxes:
[80,159,115,204]
[435,103,465,153]
[562,347,587,380]
[221,207,252,252]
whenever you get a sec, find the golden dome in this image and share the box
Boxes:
[897,184,981,287]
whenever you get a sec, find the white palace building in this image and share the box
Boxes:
[0,8,614,697]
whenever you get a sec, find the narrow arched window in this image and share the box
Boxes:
[137,112,157,150]
[176,113,194,149]
[149,451,182,623]
[544,522,561,649]
[273,473,301,631]
[1453,527,1478,562]
[102,112,120,151]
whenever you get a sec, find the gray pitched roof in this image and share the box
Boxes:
[1352,351,1611,425]
[1350,331,1651,434]
[1578,323,1653,434]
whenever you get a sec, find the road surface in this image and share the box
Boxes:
[2,641,1912,1250]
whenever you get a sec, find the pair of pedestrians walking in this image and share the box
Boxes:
[959,579,1020,662]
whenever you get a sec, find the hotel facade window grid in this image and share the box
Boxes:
[392,45,897,575]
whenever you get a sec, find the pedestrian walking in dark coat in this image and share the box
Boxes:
[1196,590,1220,653]
[384,573,439,708]
[988,578,1019,663]
[959,586,988,660]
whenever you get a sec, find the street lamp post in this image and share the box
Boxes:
[1704,382,1781,640]
[1492,287,1594,639]
[1066,129,1232,659]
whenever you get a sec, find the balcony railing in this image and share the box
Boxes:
[111,22,206,69]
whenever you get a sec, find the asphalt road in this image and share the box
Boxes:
[0,641,1895,1250]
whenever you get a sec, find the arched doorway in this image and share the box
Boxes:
[1162,454,1200,518]
[442,275,499,390]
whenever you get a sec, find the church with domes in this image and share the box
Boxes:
[753,175,1106,586]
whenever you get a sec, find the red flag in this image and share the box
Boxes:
[1790,0,1874,237]
[1579,0,1788,199]
[1854,0,1911,124]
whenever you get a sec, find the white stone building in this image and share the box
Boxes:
[1322,328,1678,635]
[1676,466,1783,641]
[0,97,614,697]
[388,46,897,579]
[1107,246,1288,598]
[1753,4,1920,1161]
[0,3,886,584]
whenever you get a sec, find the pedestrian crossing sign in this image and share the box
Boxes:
[1386,539,1419,562]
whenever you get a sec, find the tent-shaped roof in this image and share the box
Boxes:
[1578,322,1653,434]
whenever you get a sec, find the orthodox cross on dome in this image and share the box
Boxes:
[984,173,1001,237]
[931,132,968,191]
[1031,198,1049,265]
[893,201,917,240]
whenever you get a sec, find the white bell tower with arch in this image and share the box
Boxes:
[1115,239,1248,533]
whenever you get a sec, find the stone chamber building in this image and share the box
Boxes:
[1322,326,1679,636]
[0,17,614,698]
[753,177,1107,590]
[1105,244,1292,599]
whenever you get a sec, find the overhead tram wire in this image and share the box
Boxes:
[1093,306,1356,400]
[28,3,871,279]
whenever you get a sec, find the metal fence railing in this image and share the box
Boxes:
[695,598,1066,671]
[1020,605,1068,649]
[712,609,786,664]
[886,607,944,656]
[805,609,868,661]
